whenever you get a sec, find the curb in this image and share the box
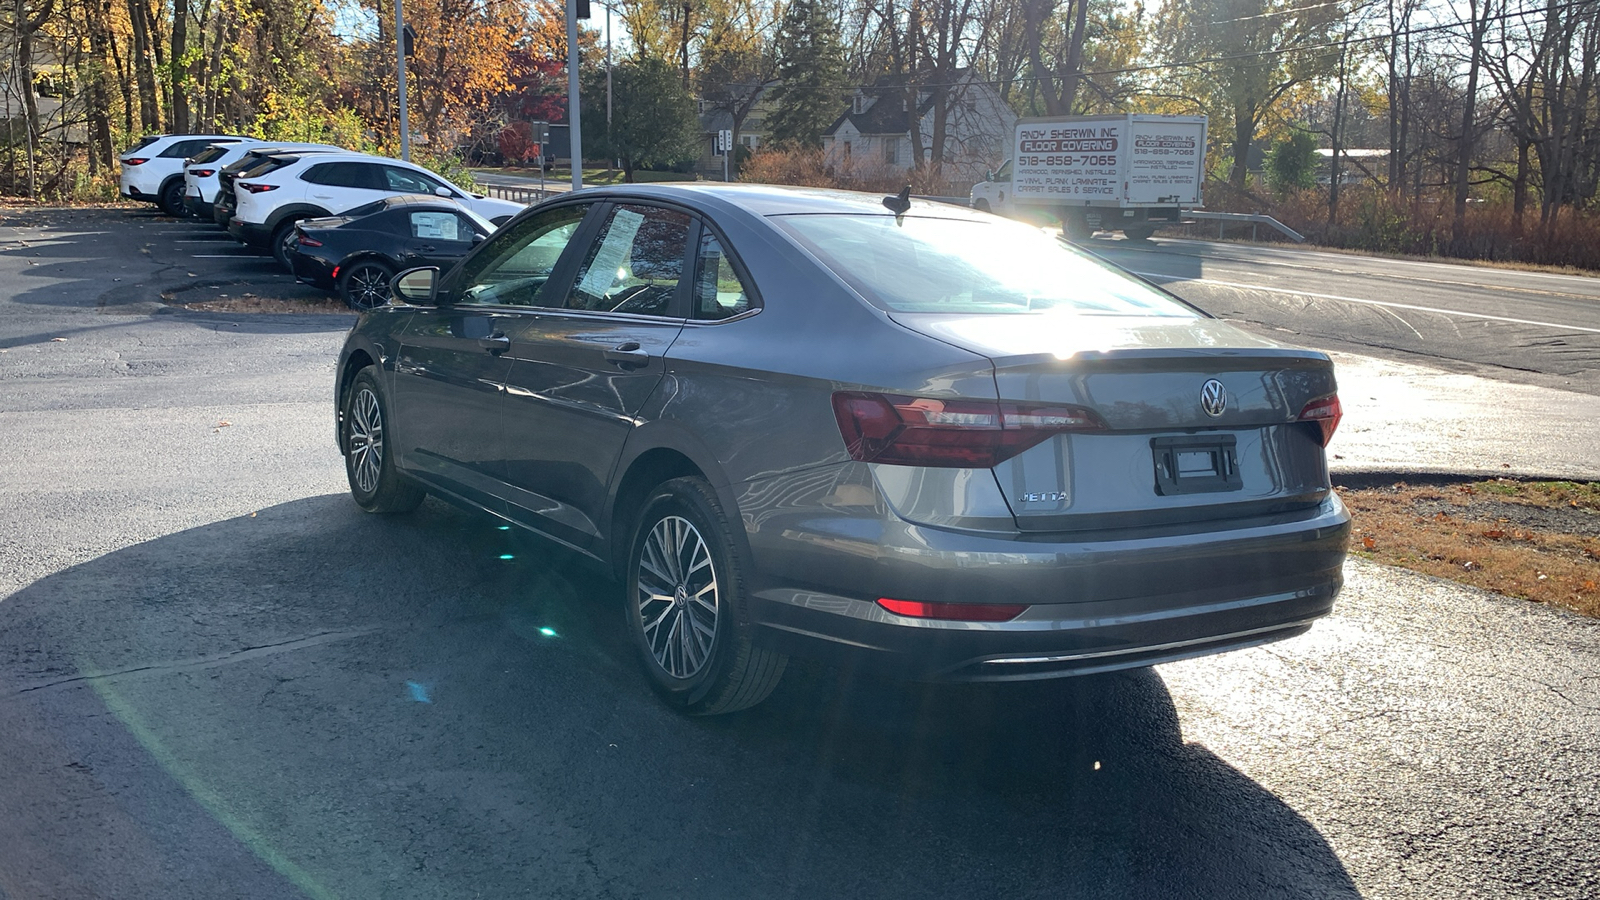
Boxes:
[1332,469,1596,489]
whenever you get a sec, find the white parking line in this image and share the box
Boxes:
[1133,272,1600,335]
[191,254,259,259]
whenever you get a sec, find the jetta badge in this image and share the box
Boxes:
[1200,379,1228,417]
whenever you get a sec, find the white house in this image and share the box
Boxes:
[822,70,1016,188]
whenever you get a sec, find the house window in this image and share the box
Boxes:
[884,137,899,164]
[742,135,756,149]
[843,141,852,161]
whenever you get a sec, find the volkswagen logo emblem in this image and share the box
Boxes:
[1200,379,1228,417]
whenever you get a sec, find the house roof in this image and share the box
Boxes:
[823,72,947,138]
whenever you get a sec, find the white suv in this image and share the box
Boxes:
[225,152,524,268]
[120,134,248,216]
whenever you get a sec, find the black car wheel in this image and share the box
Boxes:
[272,220,303,270]
[342,369,426,514]
[625,477,786,714]
[159,180,186,217]
[1124,224,1157,241]
[340,261,396,310]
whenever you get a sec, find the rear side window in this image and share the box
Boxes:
[692,232,752,320]
[125,135,160,153]
[775,214,1197,317]
[303,162,381,189]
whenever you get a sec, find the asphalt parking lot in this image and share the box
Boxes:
[1,205,1597,899]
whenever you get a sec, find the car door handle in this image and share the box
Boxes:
[416,244,436,252]
[478,332,510,354]
[603,341,649,368]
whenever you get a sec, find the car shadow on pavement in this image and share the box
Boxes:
[0,494,1360,900]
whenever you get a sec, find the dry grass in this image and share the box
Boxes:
[163,294,352,314]
[1343,479,1600,617]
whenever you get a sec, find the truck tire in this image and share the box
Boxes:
[1124,224,1156,241]
[973,199,991,213]
[1061,211,1094,242]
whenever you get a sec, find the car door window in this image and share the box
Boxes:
[385,165,449,195]
[692,231,753,320]
[567,204,691,317]
[410,210,464,241]
[454,203,592,307]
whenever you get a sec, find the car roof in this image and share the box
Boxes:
[567,182,984,221]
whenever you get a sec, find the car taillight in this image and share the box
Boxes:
[877,598,1028,622]
[1297,394,1342,446]
[297,232,322,247]
[191,168,215,177]
[831,391,1105,468]
[123,157,148,166]
[239,182,278,193]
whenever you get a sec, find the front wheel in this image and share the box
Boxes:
[342,369,426,514]
[625,477,786,714]
[1123,224,1157,241]
[340,261,395,310]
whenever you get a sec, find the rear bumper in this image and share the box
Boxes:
[228,219,272,247]
[292,250,338,289]
[185,196,214,219]
[743,488,1350,682]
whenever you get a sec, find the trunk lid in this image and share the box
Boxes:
[889,312,1338,531]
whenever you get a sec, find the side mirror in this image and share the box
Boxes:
[985,169,994,182]
[471,232,486,244]
[392,267,440,305]
[435,186,452,198]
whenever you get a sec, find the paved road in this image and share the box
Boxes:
[1091,237,1600,396]
[0,208,1597,898]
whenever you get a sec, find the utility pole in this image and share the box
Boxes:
[567,0,583,191]
[396,0,410,161]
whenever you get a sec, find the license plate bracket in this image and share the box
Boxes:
[1152,435,1242,495]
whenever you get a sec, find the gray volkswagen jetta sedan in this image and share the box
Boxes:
[334,183,1349,714]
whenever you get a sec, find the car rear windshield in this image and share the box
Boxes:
[773,214,1196,317]
[189,145,232,165]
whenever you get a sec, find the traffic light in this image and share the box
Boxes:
[576,0,590,18]
[402,23,416,57]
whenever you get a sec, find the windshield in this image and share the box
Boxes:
[774,214,1197,317]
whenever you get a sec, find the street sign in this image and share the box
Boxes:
[715,129,732,155]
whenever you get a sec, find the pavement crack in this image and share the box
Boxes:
[7,626,384,699]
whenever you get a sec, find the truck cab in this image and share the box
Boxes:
[969,160,1014,216]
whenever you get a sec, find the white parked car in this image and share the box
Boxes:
[181,139,264,220]
[119,134,249,216]
[224,152,524,268]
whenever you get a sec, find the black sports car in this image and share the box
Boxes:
[291,195,493,309]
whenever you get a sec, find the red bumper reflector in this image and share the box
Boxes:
[876,598,1028,622]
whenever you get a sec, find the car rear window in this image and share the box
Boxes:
[188,145,232,165]
[773,214,1196,317]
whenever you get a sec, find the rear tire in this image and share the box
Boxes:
[342,369,426,514]
[339,260,396,310]
[1124,224,1157,241]
[1061,211,1093,241]
[625,477,786,714]
[271,219,303,271]
[159,180,186,217]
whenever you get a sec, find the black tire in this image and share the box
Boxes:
[158,180,186,217]
[342,369,426,514]
[625,477,786,714]
[339,260,395,310]
[271,219,303,271]
[1124,224,1157,241]
[1061,211,1093,241]
[973,199,991,213]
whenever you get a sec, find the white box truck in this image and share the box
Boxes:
[969,114,1207,240]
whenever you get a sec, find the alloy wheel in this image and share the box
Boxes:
[636,515,719,679]
[346,266,392,310]
[347,387,383,495]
